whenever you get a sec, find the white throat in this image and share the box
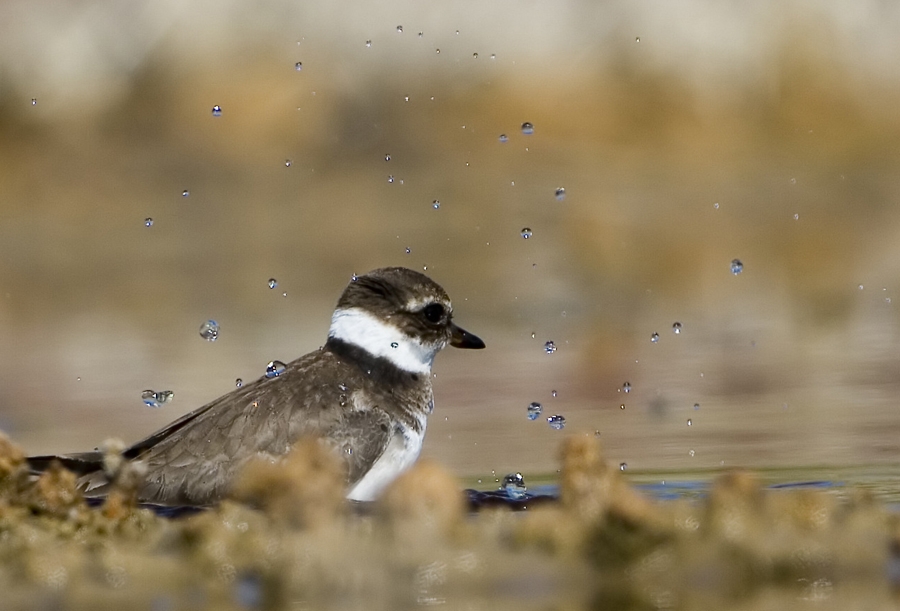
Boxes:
[328,307,438,374]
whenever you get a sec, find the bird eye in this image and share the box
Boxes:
[422,303,445,323]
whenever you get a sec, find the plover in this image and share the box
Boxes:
[28,267,484,504]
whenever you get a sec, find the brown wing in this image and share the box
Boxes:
[117,349,384,505]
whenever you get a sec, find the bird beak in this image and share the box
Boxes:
[450,323,486,349]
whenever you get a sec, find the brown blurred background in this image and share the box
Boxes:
[2,1,900,481]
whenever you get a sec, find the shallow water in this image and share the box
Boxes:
[4,434,900,611]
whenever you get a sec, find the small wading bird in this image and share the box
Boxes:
[28,267,485,504]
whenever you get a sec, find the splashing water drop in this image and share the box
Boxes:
[501,473,527,499]
[390,342,399,349]
[384,154,391,161]
[294,62,303,71]
[432,200,440,209]
[527,402,543,420]
[650,332,660,343]
[265,360,286,378]
[144,218,154,227]
[554,187,566,201]
[396,25,403,33]
[267,278,278,289]
[284,159,292,167]
[619,463,627,471]
[521,122,534,135]
[694,403,700,410]
[543,340,556,354]
[551,389,557,397]
[731,259,743,275]
[547,415,566,430]
[181,189,190,197]
[211,105,222,117]
[521,228,533,239]
[388,175,394,183]
[672,322,682,334]
[498,134,508,143]
[199,320,219,341]
[620,404,626,410]
[365,40,372,47]
[405,247,411,254]
[235,378,243,388]
[623,381,631,393]
[141,390,160,408]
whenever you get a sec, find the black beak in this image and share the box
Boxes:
[450,323,485,349]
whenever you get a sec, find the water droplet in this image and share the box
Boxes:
[687,419,692,426]
[858,284,864,290]
[265,360,286,378]
[396,25,403,33]
[235,378,243,388]
[554,187,566,201]
[383,153,392,162]
[31,98,37,106]
[501,473,527,499]
[390,342,399,349]
[181,189,190,197]
[623,381,631,393]
[730,259,743,275]
[432,200,440,209]
[635,36,640,42]
[521,227,533,239]
[650,332,660,343]
[404,96,409,102]
[435,48,440,54]
[672,322,682,334]
[141,389,174,408]
[473,52,478,59]
[793,213,799,220]
[267,278,278,289]
[790,177,796,184]
[199,320,219,341]
[141,390,160,408]
[388,175,394,183]
[543,340,556,354]
[144,218,154,227]
[547,415,566,430]
[527,401,543,420]
[365,40,372,47]
[620,404,626,410]
[404,247,411,254]
[689,449,695,457]
[714,202,720,209]
[498,134,508,143]
[693,403,700,410]
[521,122,534,135]
[284,159,292,167]
[294,62,303,71]
[619,463,627,471]
[551,389,557,397]
[211,105,222,117]
[351,273,359,282]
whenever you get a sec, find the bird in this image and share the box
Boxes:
[27,267,485,505]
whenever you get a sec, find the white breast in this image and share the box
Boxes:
[346,423,425,501]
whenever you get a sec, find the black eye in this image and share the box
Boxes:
[422,303,445,323]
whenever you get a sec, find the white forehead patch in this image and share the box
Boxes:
[403,296,449,312]
[328,307,441,374]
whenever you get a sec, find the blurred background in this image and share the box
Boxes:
[2,0,900,482]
